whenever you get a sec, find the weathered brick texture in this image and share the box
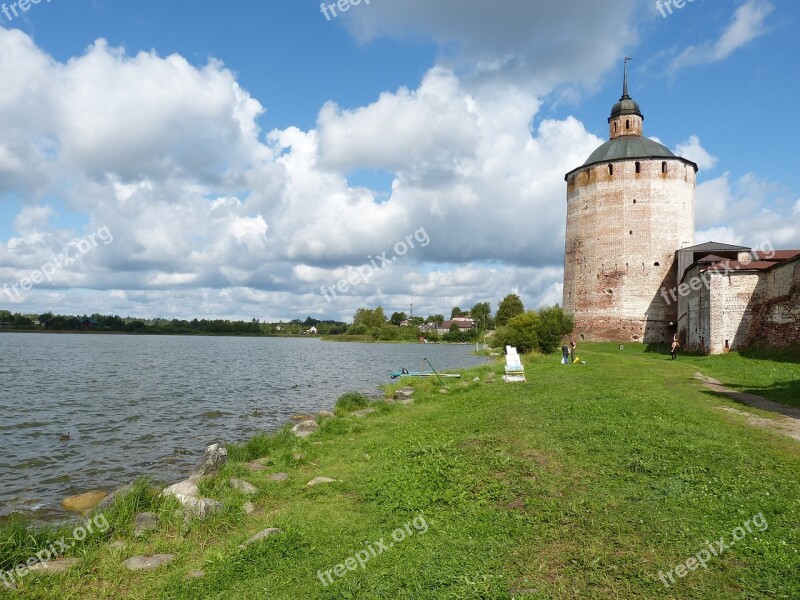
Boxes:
[682,258,800,353]
[563,158,695,342]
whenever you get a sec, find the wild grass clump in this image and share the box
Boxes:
[226,427,296,462]
[0,514,64,572]
[103,477,172,536]
[334,391,370,414]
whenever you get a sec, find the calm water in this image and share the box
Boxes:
[0,334,485,519]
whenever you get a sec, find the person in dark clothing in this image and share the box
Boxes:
[562,344,570,365]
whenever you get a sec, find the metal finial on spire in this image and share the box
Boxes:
[622,57,633,99]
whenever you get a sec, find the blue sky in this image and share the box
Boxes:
[1,0,798,320]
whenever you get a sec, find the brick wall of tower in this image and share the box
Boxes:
[563,158,695,343]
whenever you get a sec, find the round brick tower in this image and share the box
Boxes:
[562,62,697,343]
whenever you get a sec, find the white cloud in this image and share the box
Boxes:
[675,135,717,171]
[1,5,793,323]
[668,0,774,74]
[694,173,800,249]
[341,0,641,89]
[0,27,602,320]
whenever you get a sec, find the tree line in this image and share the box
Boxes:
[1,292,573,352]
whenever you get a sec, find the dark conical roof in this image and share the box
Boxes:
[583,136,675,166]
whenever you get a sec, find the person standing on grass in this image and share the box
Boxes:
[671,339,679,360]
[562,343,570,365]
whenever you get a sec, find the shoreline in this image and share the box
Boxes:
[3,345,797,597]
[0,346,489,523]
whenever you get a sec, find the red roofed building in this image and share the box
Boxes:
[677,244,800,354]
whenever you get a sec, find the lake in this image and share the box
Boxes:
[0,333,486,520]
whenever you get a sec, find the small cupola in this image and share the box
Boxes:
[608,58,643,139]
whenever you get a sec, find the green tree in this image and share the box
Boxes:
[390,311,407,326]
[353,307,386,329]
[536,305,575,353]
[426,314,444,325]
[450,306,468,319]
[496,294,524,326]
[491,311,540,354]
[470,302,491,330]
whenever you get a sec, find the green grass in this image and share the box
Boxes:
[679,345,800,409]
[334,391,371,414]
[2,344,799,598]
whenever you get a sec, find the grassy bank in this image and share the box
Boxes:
[2,344,798,598]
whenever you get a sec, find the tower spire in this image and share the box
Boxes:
[608,57,642,138]
[622,57,632,99]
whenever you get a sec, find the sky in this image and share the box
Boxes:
[1,0,798,322]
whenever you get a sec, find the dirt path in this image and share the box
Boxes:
[694,372,800,442]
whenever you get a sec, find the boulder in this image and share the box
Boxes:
[268,473,289,482]
[230,479,257,495]
[162,479,199,504]
[28,558,80,574]
[439,388,449,394]
[351,408,376,418]
[239,528,282,549]
[394,387,414,399]
[292,420,319,438]
[473,377,481,383]
[242,501,255,515]
[61,490,108,514]
[183,497,223,519]
[97,484,134,509]
[290,413,315,421]
[162,479,221,520]
[190,443,228,480]
[134,512,158,538]
[317,410,336,418]
[245,461,268,472]
[121,554,176,571]
[307,476,337,486]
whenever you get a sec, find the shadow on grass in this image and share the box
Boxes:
[699,383,800,415]
[737,344,800,365]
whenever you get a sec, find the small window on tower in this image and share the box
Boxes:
[629,230,633,235]
[635,162,641,174]
[626,119,630,129]
[613,122,617,132]
[662,161,668,174]
[608,164,613,176]
[633,199,637,204]
[654,262,660,267]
